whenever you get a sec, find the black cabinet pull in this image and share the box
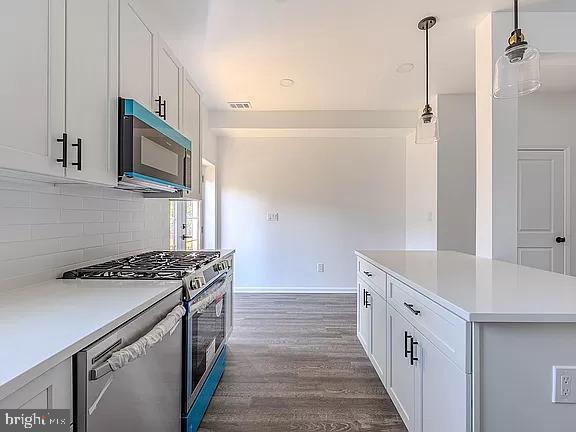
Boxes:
[365,292,371,307]
[56,133,68,167]
[155,96,167,120]
[404,302,421,316]
[556,236,566,243]
[410,339,419,365]
[363,271,373,277]
[72,138,82,171]
[404,331,411,358]
[362,289,367,307]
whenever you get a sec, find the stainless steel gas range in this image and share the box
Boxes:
[63,250,234,432]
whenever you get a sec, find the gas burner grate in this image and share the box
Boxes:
[62,251,221,280]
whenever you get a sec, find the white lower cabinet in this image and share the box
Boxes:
[387,304,416,431]
[357,257,470,432]
[357,279,372,352]
[414,329,468,432]
[370,289,387,384]
[0,359,72,411]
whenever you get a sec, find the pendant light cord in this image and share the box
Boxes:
[514,0,519,30]
[425,22,429,107]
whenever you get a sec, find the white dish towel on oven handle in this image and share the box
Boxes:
[107,303,186,372]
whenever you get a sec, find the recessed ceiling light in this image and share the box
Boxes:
[280,78,295,87]
[396,63,415,74]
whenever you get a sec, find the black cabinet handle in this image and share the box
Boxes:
[155,96,167,120]
[362,289,366,307]
[363,271,373,277]
[365,292,371,307]
[56,133,68,167]
[72,138,82,171]
[404,302,421,316]
[404,331,411,358]
[556,236,566,243]
[410,339,419,365]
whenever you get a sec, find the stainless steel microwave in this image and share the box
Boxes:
[118,98,192,192]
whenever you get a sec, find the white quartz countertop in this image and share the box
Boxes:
[356,250,576,323]
[0,278,182,400]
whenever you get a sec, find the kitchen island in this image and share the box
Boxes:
[356,250,576,432]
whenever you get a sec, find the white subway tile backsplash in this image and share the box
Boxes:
[60,235,103,251]
[0,179,170,288]
[0,208,59,225]
[83,197,119,211]
[0,190,30,208]
[83,222,119,235]
[0,226,31,243]
[31,223,84,240]
[0,239,61,260]
[61,209,104,223]
[119,221,145,232]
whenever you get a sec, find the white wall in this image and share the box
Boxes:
[0,179,169,289]
[437,94,476,254]
[405,132,437,250]
[219,137,406,291]
[518,92,576,275]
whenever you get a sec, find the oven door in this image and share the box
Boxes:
[119,98,192,192]
[184,276,228,412]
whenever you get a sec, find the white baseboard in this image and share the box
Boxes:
[235,286,356,294]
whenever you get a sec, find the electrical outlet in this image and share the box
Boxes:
[266,212,279,222]
[552,366,576,403]
[317,263,325,273]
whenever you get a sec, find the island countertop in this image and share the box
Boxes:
[356,250,576,323]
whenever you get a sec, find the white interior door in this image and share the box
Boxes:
[517,149,567,274]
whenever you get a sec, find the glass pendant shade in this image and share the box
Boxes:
[494,43,541,98]
[415,111,438,145]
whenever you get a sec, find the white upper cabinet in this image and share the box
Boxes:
[0,0,66,177]
[66,0,119,186]
[181,71,202,198]
[154,36,182,129]
[119,0,155,110]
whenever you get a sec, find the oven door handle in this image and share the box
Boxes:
[89,303,185,381]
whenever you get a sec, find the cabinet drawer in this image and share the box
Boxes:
[387,276,469,372]
[357,258,387,292]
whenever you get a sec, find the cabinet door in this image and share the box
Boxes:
[0,0,65,177]
[181,71,202,198]
[414,330,469,432]
[155,36,182,129]
[357,280,372,353]
[66,0,118,186]
[119,0,155,110]
[0,359,72,411]
[225,277,234,339]
[371,290,387,386]
[388,304,415,431]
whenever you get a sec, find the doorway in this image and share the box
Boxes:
[517,149,569,274]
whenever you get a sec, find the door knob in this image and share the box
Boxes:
[556,237,566,243]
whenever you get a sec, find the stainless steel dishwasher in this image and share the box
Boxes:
[75,289,183,432]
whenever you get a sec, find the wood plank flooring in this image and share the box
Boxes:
[199,293,407,432]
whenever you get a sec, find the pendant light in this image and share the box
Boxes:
[493,0,541,98]
[416,16,438,145]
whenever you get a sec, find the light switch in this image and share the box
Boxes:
[266,212,279,222]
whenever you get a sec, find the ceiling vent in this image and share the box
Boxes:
[228,101,252,110]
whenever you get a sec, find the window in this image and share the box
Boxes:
[169,200,202,251]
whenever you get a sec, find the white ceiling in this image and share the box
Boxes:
[134,0,576,111]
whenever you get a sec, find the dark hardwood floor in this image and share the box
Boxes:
[199,293,407,432]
